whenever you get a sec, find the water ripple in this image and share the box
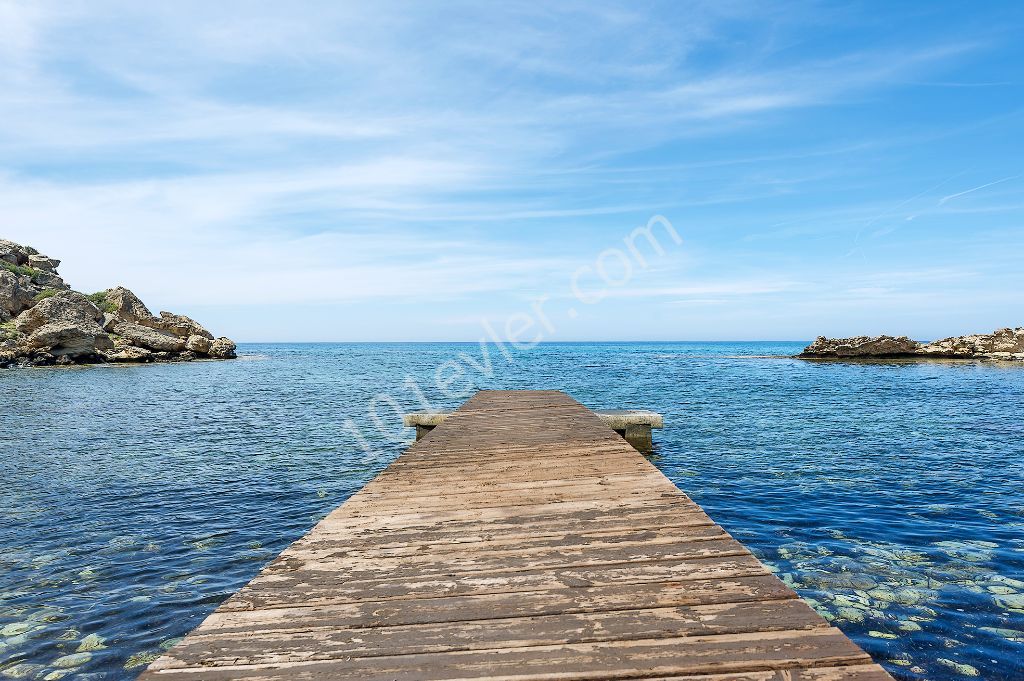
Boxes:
[1,342,1022,680]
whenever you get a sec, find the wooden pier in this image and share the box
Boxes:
[141,390,892,680]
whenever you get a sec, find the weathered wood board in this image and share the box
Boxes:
[140,390,893,680]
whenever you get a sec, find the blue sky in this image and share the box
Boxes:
[1,1,1021,341]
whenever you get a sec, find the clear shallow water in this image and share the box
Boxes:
[1,342,1023,680]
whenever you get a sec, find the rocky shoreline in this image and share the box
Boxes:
[1,239,236,368]
[799,328,1024,361]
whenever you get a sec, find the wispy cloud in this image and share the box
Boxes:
[0,1,1019,339]
[939,175,1021,205]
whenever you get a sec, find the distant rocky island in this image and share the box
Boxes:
[799,328,1024,361]
[1,239,236,368]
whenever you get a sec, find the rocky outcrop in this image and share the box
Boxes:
[801,335,919,358]
[0,240,60,321]
[112,321,187,352]
[106,343,153,363]
[0,239,34,265]
[799,328,1024,361]
[919,327,1024,360]
[185,335,212,353]
[140,311,213,339]
[0,239,237,368]
[207,337,238,359]
[106,286,152,323]
[0,270,35,320]
[15,291,113,358]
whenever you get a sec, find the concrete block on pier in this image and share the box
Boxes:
[404,407,663,452]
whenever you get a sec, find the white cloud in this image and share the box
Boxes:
[0,1,1012,339]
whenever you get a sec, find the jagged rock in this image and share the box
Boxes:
[111,335,134,350]
[0,239,28,265]
[800,328,1024,361]
[0,270,35,320]
[141,311,213,339]
[105,287,152,323]
[25,321,113,357]
[208,337,237,359]
[185,335,212,353]
[32,271,66,289]
[27,254,60,271]
[14,291,112,357]
[15,291,99,334]
[801,335,920,357]
[112,321,186,352]
[0,241,64,278]
[29,350,56,366]
[103,346,152,363]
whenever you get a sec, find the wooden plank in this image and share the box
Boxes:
[140,390,893,680]
[142,630,872,680]
[221,554,775,610]
[273,529,736,569]
[151,601,829,669]
[645,667,894,681]
[301,515,718,549]
[205,575,798,631]
[319,495,701,528]
[295,522,722,558]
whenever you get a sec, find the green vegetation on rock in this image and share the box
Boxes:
[86,291,116,314]
[1,262,41,280]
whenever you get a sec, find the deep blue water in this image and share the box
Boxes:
[1,342,1023,680]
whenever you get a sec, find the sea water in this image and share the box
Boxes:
[1,342,1022,679]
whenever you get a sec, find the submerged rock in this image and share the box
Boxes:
[978,626,1024,642]
[123,651,161,669]
[0,622,39,637]
[75,633,106,652]
[52,652,91,669]
[993,592,1024,612]
[936,659,979,676]
[0,239,236,368]
[799,327,1024,361]
[1,663,44,679]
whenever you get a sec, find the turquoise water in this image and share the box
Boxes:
[1,342,1023,680]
